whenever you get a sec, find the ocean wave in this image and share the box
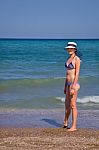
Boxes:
[77,96,99,103]
[2,75,99,84]
[0,77,64,87]
[1,75,99,83]
[56,96,99,104]
[53,77,65,79]
[80,76,99,82]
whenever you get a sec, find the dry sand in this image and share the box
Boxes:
[0,128,99,150]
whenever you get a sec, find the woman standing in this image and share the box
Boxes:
[64,42,81,131]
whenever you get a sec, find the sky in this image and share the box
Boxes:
[0,0,99,39]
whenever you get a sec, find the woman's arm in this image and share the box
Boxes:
[64,74,68,94]
[72,57,80,88]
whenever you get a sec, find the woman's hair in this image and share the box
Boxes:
[75,50,82,60]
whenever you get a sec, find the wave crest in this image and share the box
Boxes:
[56,96,99,104]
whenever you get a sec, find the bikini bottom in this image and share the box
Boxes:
[65,82,80,91]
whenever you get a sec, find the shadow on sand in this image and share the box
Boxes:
[41,118,62,127]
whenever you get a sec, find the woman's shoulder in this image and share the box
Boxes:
[75,55,81,63]
[75,55,80,61]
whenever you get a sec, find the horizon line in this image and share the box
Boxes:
[0,37,99,40]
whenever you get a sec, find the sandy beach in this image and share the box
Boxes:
[0,109,99,150]
[0,128,99,150]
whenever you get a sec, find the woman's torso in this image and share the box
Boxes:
[65,56,77,82]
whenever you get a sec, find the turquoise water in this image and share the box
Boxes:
[0,39,99,109]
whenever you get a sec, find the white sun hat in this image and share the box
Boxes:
[65,42,77,49]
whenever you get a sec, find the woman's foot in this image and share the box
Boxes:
[67,127,77,131]
[63,125,68,128]
[63,120,68,128]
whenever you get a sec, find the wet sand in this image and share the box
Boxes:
[0,109,99,128]
[0,128,99,150]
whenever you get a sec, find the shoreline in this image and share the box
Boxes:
[0,128,99,150]
[0,109,99,129]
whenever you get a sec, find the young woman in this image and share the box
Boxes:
[63,42,81,131]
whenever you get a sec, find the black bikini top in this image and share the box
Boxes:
[65,56,75,70]
[65,62,75,69]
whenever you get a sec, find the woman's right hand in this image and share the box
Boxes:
[70,88,75,95]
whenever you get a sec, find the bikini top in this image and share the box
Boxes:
[65,56,75,70]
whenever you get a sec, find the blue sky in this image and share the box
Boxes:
[0,0,99,39]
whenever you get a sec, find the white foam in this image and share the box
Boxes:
[56,96,99,104]
[56,97,65,102]
[77,96,99,103]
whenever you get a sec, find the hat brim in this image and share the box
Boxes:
[65,46,77,49]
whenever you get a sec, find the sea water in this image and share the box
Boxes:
[0,39,99,110]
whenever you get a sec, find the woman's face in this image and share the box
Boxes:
[67,48,76,55]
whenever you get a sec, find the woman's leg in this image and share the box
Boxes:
[64,86,71,127]
[68,91,78,131]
